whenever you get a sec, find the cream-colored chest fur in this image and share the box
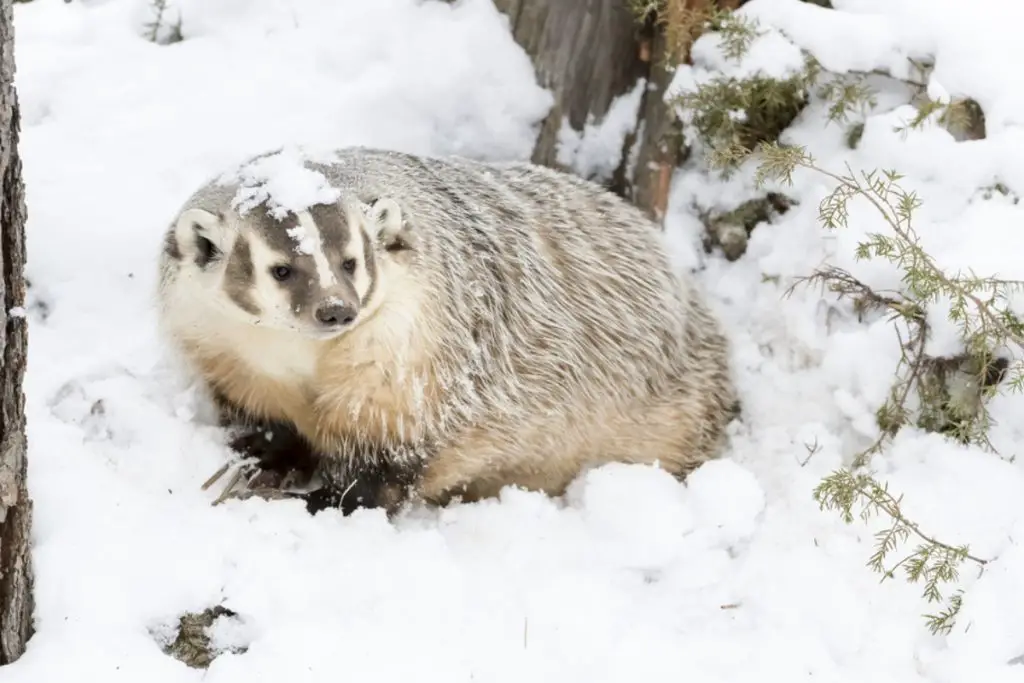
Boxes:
[177,302,437,454]
[312,298,440,450]
[164,259,438,452]
[176,312,325,439]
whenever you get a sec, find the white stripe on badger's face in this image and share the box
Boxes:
[291,210,337,288]
[346,220,372,302]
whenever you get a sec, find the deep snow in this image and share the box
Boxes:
[5,0,1024,681]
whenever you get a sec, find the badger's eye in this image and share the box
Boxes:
[342,258,357,274]
[271,265,292,281]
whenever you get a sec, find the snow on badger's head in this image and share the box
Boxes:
[163,147,410,341]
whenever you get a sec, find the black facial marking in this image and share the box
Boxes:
[308,203,351,252]
[305,202,365,309]
[241,206,320,314]
[223,235,261,315]
[252,210,303,254]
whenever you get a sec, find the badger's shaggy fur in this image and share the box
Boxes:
[158,147,737,513]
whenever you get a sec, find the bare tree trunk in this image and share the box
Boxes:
[493,0,647,168]
[491,0,738,224]
[0,0,32,665]
[618,23,683,225]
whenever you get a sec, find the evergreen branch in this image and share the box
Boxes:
[924,590,964,635]
[814,470,989,567]
[678,11,1008,637]
[814,470,988,634]
[754,142,1015,634]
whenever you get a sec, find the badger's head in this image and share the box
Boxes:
[166,196,411,340]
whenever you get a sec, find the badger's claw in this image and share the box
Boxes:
[211,485,303,506]
[210,480,365,516]
[203,456,316,506]
[201,419,322,506]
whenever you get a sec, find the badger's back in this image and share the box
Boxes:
[312,149,694,421]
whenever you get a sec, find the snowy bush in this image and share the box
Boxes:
[650,0,1024,633]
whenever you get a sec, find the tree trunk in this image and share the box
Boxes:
[493,0,653,204]
[0,0,32,665]
[619,23,683,225]
[492,1,647,167]
[491,0,738,225]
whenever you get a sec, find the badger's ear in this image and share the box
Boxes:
[367,197,413,251]
[171,208,235,268]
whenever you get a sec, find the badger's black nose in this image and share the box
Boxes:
[315,301,357,326]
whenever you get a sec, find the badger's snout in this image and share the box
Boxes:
[315,300,358,327]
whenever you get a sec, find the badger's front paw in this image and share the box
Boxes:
[300,478,411,516]
[303,459,422,517]
[205,463,318,506]
[203,423,321,505]
[227,424,318,479]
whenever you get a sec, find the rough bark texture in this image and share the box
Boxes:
[490,0,738,224]
[492,0,654,210]
[492,0,647,168]
[0,0,32,665]
[621,23,682,224]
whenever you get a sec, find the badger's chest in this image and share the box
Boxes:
[308,335,437,451]
[187,325,324,439]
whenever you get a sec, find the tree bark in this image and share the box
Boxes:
[618,23,683,225]
[491,0,738,224]
[492,0,647,169]
[0,0,32,665]
[493,0,652,203]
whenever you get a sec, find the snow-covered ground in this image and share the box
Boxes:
[6,0,1024,680]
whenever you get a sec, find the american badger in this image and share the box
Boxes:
[158,147,737,514]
